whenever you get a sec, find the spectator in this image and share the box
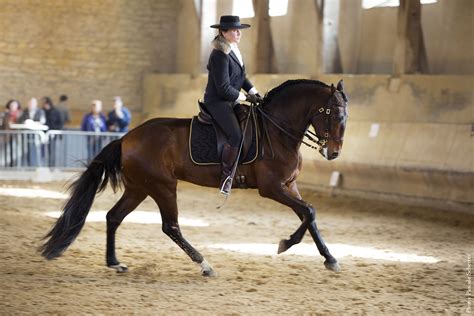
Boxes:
[107,96,131,132]
[81,100,107,132]
[56,95,71,127]
[1,100,23,166]
[81,100,107,162]
[41,96,63,130]
[18,98,46,125]
[2,99,22,129]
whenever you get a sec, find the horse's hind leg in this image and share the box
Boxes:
[106,189,146,272]
[151,182,216,277]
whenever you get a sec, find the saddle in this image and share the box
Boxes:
[189,101,258,167]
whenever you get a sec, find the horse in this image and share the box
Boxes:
[40,79,349,276]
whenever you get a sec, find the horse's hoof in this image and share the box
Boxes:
[108,263,128,273]
[200,259,217,277]
[277,239,289,254]
[202,268,217,277]
[324,260,341,273]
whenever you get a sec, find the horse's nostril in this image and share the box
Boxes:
[330,152,338,159]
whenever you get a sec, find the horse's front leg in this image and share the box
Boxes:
[259,181,314,253]
[259,181,339,272]
[288,181,340,272]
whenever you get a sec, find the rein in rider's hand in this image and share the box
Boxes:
[245,93,259,104]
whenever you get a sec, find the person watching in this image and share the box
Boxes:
[18,98,46,125]
[2,99,23,129]
[107,96,131,132]
[41,96,63,130]
[81,100,107,132]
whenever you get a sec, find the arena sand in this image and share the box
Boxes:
[0,180,472,315]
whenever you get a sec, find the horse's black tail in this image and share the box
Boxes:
[40,139,122,260]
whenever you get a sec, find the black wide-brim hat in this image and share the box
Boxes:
[210,15,250,29]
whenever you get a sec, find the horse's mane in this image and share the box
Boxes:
[262,79,330,104]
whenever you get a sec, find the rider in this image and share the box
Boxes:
[204,15,262,195]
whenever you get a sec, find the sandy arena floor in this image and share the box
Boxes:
[0,179,472,315]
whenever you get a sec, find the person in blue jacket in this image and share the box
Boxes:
[81,100,107,162]
[81,100,107,132]
[203,15,262,195]
[107,96,131,132]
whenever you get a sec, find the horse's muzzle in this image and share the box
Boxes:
[319,147,339,160]
[328,151,339,160]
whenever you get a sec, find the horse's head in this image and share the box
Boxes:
[311,80,348,160]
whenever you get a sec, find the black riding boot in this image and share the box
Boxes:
[220,144,239,195]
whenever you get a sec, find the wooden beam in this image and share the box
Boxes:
[322,0,342,73]
[315,0,324,74]
[393,0,429,74]
[176,0,202,74]
[315,0,342,74]
[253,0,277,73]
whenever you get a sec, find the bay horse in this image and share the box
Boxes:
[40,79,348,276]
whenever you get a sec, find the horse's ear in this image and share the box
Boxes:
[331,83,336,95]
[337,80,344,92]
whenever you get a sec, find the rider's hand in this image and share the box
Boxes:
[245,94,259,104]
[255,93,263,103]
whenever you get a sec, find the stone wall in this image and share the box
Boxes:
[0,0,178,126]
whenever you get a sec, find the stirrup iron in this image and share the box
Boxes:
[219,175,233,196]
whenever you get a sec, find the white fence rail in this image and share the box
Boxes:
[0,130,124,170]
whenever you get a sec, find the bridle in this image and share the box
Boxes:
[255,91,344,156]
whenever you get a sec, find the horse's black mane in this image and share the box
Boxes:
[263,79,330,103]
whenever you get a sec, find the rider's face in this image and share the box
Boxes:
[222,28,241,44]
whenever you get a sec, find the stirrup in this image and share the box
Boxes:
[219,175,233,196]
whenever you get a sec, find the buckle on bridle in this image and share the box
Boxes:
[318,139,327,146]
[319,107,325,113]
[326,109,331,115]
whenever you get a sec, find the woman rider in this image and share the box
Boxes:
[204,15,262,195]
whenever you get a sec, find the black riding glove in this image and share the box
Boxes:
[245,94,259,104]
[255,93,263,103]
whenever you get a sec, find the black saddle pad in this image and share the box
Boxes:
[189,117,258,165]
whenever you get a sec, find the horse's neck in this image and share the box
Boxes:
[260,96,308,153]
[264,91,314,135]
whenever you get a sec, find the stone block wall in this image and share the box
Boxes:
[0,0,178,127]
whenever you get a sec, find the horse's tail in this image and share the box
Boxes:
[40,139,123,260]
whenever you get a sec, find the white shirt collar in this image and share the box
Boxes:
[229,43,243,66]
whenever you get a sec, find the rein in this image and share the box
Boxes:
[255,102,331,156]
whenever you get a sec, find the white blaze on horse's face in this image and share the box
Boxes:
[319,147,328,159]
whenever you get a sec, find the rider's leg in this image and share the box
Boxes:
[205,101,242,194]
